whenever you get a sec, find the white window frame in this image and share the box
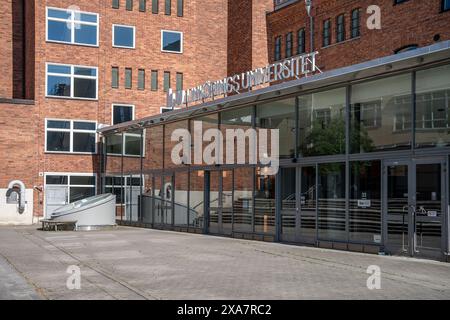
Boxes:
[46,62,98,100]
[161,30,183,54]
[112,24,136,49]
[45,118,98,154]
[111,104,135,125]
[106,132,146,158]
[46,6,99,47]
[44,173,97,215]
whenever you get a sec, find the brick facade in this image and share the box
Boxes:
[267,0,450,71]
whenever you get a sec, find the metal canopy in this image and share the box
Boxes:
[98,41,450,135]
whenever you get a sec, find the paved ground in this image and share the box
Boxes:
[0,225,449,300]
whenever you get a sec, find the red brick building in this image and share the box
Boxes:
[267,0,450,70]
[0,0,272,222]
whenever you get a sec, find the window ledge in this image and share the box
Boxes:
[46,40,99,48]
[0,97,35,105]
[45,96,98,102]
[45,152,98,155]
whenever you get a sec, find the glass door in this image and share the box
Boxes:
[383,159,446,259]
[208,170,233,236]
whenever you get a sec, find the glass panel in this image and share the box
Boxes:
[138,70,145,90]
[280,167,296,238]
[74,67,96,77]
[164,120,188,168]
[112,67,119,88]
[415,164,442,250]
[73,132,95,153]
[47,20,71,42]
[153,176,163,224]
[222,170,233,235]
[106,134,123,154]
[386,164,409,253]
[300,166,316,241]
[70,176,95,186]
[47,75,71,97]
[221,107,253,165]
[114,25,134,47]
[349,161,381,243]
[152,0,159,14]
[125,69,132,89]
[177,0,183,16]
[74,24,97,45]
[174,172,189,226]
[46,175,68,185]
[256,98,295,159]
[70,187,95,202]
[113,105,133,125]
[124,134,141,156]
[78,13,97,23]
[47,120,70,129]
[47,64,71,74]
[151,70,158,90]
[209,171,220,234]
[318,163,346,241]
[351,74,412,153]
[73,121,96,130]
[165,0,171,15]
[233,167,253,233]
[298,87,346,157]
[48,8,71,19]
[415,65,450,148]
[162,31,181,52]
[255,169,275,234]
[191,114,218,165]
[189,171,204,228]
[163,72,170,92]
[144,126,163,170]
[73,78,96,98]
[47,131,70,152]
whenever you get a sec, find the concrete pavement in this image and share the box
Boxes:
[0,225,449,300]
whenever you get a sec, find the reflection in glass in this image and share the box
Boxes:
[256,98,295,159]
[351,74,412,153]
[415,65,450,148]
[189,171,204,228]
[233,167,254,233]
[255,168,275,234]
[280,168,296,239]
[209,171,220,234]
[349,161,381,243]
[318,163,346,240]
[174,172,189,226]
[298,88,346,157]
[300,166,316,241]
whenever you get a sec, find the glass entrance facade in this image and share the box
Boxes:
[102,62,450,261]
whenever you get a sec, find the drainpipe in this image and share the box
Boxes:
[7,180,26,214]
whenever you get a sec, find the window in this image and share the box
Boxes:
[46,7,98,46]
[112,67,119,88]
[126,0,133,10]
[323,19,331,47]
[177,0,183,16]
[112,0,119,9]
[151,70,158,91]
[46,174,96,203]
[161,30,183,53]
[274,36,281,61]
[351,8,361,38]
[125,68,132,89]
[285,32,293,58]
[394,0,409,4]
[46,63,98,99]
[297,28,305,54]
[106,132,143,156]
[46,119,96,153]
[176,72,183,91]
[394,44,418,54]
[165,0,171,15]
[152,0,159,13]
[443,0,450,11]
[113,105,134,125]
[113,25,135,49]
[163,72,170,92]
[336,14,345,43]
[138,69,145,90]
[139,0,146,11]
[105,176,143,205]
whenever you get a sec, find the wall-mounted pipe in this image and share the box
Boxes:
[7,180,26,214]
